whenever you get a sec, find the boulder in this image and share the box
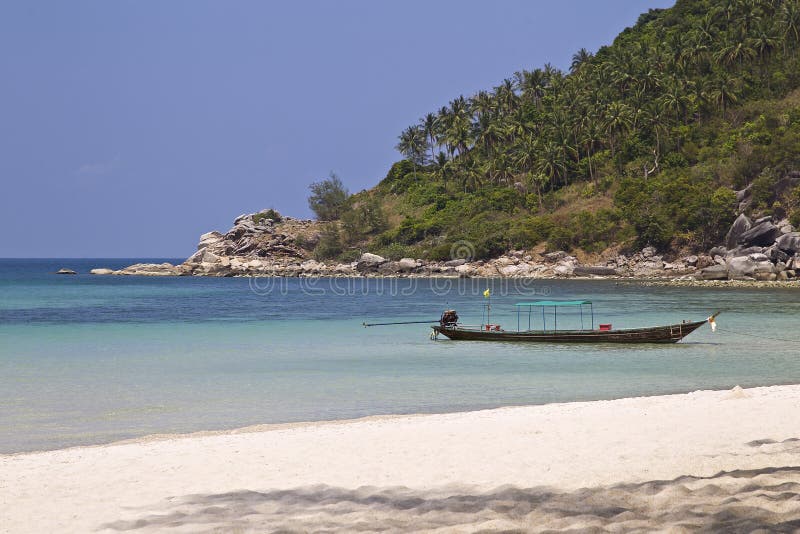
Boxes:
[765,245,790,264]
[700,264,729,280]
[641,246,657,258]
[738,220,780,247]
[356,253,387,273]
[197,231,224,250]
[573,266,618,276]
[684,255,699,267]
[300,259,325,272]
[727,256,757,278]
[708,246,727,257]
[56,268,77,275]
[397,258,418,272]
[118,263,183,276]
[543,251,568,263]
[201,250,222,264]
[776,232,800,254]
[696,255,715,269]
[553,263,574,276]
[498,265,521,277]
[445,258,467,267]
[90,268,114,275]
[748,252,769,262]
[726,245,763,258]
[724,214,752,249]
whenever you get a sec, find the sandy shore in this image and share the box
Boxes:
[3,385,800,532]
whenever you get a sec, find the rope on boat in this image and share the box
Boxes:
[714,327,800,344]
[362,320,439,327]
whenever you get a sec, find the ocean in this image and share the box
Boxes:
[1,258,799,453]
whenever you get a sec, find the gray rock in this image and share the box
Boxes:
[573,266,619,276]
[90,268,114,275]
[700,264,728,280]
[641,246,656,258]
[726,246,763,258]
[543,251,568,262]
[748,252,769,262]
[56,268,77,275]
[684,255,699,266]
[725,214,752,249]
[776,232,800,254]
[197,231,224,250]
[553,264,574,276]
[444,258,466,267]
[738,220,780,247]
[765,245,790,264]
[397,258,418,272]
[356,253,387,273]
[727,256,756,278]
[708,246,727,257]
[697,255,716,269]
[754,215,773,224]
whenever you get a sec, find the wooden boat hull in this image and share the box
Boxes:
[432,319,708,344]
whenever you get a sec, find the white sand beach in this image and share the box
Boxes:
[3,384,800,532]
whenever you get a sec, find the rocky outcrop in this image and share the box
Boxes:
[98,208,793,282]
[56,268,77,275]
[738,218,780,247]
[698,216,800,282]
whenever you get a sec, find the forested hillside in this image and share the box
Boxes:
[313,0,800,262]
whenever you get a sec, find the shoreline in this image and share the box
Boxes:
[4,383,800,531]
[2,382,796,457]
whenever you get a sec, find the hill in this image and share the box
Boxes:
[316,0,800,265]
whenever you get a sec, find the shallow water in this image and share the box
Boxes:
[2,258,799,453]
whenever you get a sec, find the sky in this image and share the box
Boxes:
[0,0,674,258]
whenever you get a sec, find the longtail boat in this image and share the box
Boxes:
[430,300,717,344]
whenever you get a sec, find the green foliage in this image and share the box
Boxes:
[371,243,420,261]
[308,173,349,221]
[341,196,388,245]
[313,223,343,260]
[252,209,282,224]
[750,167,780,211]
[314,0,800,258]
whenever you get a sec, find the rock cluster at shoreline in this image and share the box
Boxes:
[697,214,800,282]
[89,210,799,284]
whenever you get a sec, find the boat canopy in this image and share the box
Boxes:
[515,300,591,307]
[514,300,594,331]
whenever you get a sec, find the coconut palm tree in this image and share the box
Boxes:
[570,48,593,73]
[396,125,428,179]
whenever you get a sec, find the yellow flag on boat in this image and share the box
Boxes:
[483,288,491,298]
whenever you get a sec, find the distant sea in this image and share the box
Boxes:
[2,258,800,453]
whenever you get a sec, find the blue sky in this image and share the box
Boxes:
[0,0,673,257]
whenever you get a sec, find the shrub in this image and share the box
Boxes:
[308,173,349,221]
[313,223,343,260]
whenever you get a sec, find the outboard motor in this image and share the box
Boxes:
[440,309,459,327]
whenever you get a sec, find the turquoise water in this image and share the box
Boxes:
[2,258,800,453]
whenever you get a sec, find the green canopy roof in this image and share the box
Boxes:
[515,300,591,307]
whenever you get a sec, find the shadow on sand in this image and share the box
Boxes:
[103,466,800,533]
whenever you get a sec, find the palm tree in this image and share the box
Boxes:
[708,73,740,112]
[536,140,567,187]
[421,113,439,163]
[396,125,428,179]
[781,0,800,53]
[602,102,633,158]
[570,48,593,73]
[714,35,756,68]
